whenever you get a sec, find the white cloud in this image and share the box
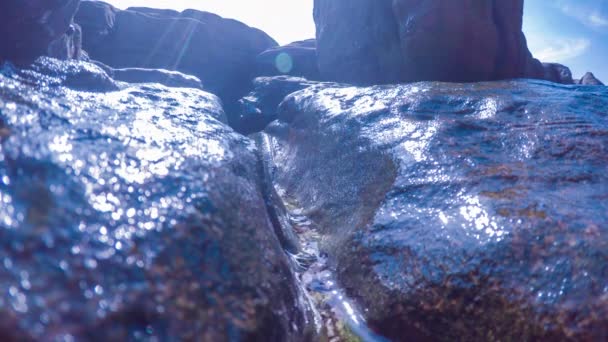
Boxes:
[556,1,608,29]
[588,12,608,27]
[529,37,591,62]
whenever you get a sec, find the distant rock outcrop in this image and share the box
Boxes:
[256,39,321,81]
[313,0,546,84]
[542,63,574,84]
[74,1,278,128]
[0,0,81,62]
[578,72,605,86]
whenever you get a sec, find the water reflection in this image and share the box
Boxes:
[0,63,250,339]
[459,195,506,240]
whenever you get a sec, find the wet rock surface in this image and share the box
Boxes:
[313,0,545,84]
[0,59,313,340]
[0,0,81,63]
[75,1,278,128]
[92,61,204,90]
[264,79,608,340]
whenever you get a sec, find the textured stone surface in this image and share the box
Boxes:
[92,61,204,89]
[0,58,314,340]
[264,79,608,341]
[75,1,278,128]
[313,0,545,84]
[0,0,81,62]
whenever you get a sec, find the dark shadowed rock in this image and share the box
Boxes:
[256,39,321,80]
[578,72,605,86]
[263,78,608,341]
[75,1,278,129]
[313,0,546,84]
[47,23,83,60]
[0,59,314,340]
[543,63,574,84]
[237,76,340,134]
[0,0,81,63]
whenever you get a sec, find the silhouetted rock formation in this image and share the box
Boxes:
[543,63,574,84]
[0,0,81,63]
[578,72,605,86]
[256,39,321,80]
[0,58,314,340]
[75,1,277,129]
[313,0,547,84]
[261,77,608,341]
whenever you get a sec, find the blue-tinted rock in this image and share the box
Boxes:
[313,0,546,84]
[0,0,81,63]
[264,80,608,340]
[17,57,119,92]
[47,23,84,61]
[256,39,321,81]
[75,1,278,129]
[542,63,574,84]
[578,72,605,86]
[237,76,340,134]
[0,59,314,340]
[92,61,204,89]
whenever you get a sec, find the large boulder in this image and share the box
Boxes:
[262,78,608,340]
[0,0,81,62]
[0,58,314,340]
[74,1,278,129]
[313,0,545,84]
[256,39,321,81]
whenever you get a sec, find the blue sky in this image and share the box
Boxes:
[524,0,608,81]
[105,0,607,81]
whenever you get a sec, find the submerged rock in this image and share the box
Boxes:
[313,0,545,84]
[0,0,81,62]
[264,79,608,340]
[0,59,314,340]
[75,1,278,128]
[256,39,321,81]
